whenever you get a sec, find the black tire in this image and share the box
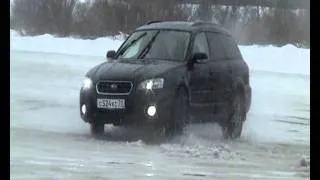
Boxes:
[90,121,104,136]
[222,91,246,140]
[165,88,189,136]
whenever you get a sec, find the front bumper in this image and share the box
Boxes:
[79,86,175,128]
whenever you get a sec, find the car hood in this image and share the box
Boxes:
[91,60,183,83]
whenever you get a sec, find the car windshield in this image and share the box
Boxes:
[116,30,190,62]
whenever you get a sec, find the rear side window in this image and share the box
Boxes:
[206,32,226,61]
[207,32,242,60]
[220,35,242,60]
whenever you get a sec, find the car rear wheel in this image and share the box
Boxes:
[90,121,104,136]
[222,92,246,140]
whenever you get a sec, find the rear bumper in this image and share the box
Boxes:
[244,85,252,113]
[79,87,175,128]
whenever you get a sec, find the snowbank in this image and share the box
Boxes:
[10,30,309,75]
[241,45,309,76]
[10,30,124,58]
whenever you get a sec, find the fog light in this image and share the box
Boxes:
[146,81,153,90]
[147,105,156,117]
[81,104,87,115]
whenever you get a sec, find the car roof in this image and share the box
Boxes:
[136,21,231,35]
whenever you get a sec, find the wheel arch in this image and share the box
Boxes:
[175,75,191,103]
[232,77,246,100]
[231,77,249,119]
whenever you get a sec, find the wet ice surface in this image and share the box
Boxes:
[10,51,310,179]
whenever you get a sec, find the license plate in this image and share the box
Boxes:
[97,99,125,109]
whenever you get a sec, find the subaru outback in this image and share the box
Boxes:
[79,21,251,139]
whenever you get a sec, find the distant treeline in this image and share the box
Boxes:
[10,0,310,47]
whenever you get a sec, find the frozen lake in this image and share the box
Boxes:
[10,50,310,179]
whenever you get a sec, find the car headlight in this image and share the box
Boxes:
[82,77,93,89]
[138,78,164,90]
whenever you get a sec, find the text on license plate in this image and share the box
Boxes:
[97,99,125,109]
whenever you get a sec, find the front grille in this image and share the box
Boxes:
[96,81,133,95]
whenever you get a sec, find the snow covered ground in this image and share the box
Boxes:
[10,30,310,179]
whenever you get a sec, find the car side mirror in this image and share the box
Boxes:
[106,50,116,60]
[192,52,208,64]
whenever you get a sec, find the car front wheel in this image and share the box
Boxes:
[90,121,104,136]
[163,88,189,136]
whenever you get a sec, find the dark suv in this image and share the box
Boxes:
[79,21,251,139]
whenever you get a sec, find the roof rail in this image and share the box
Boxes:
[191,21,215,27]
[145,20,163,25]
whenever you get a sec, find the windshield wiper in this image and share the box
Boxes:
[138,31,160,59]
[117,32,147,57]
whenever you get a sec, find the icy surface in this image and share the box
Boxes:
[10,31,309,179]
